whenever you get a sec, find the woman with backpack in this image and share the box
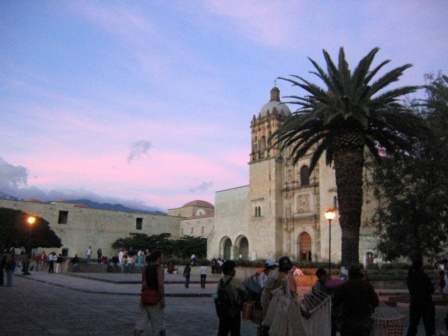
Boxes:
[215,260,248,336]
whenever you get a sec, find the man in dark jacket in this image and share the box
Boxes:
[333,264,379,336]
[406,260,435,336]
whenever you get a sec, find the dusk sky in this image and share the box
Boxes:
[1,1,447,212]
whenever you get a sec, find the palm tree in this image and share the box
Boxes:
[273,47,429,266]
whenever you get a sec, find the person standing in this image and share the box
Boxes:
[40,251,47,271]
[312,267,332,296]
[48,252,56,273]
[258,259,278,289]
[215,260,248,336]
[120,254,127,273]
[134,250,166,336]
[70,254,80,272]
[35,252,42,272]
[137,250,144,267]
[332,264,379,336]
[406,260,435,336]
[55,254,63,273]
[5,253,16,286]
[0,254,7,286]
[86,246,92,263]
[200,264,207,288]
[97,248,102,263]
[126,255,134,273]
[183,263,191,288]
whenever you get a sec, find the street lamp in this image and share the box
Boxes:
[23,216,36,275]
[324,209,336,276]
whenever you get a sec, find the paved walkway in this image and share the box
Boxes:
[0,271,447,335]
[16,271,222,296]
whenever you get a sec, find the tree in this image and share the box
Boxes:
[372,72,448,263]
[0,207,62,252]
[172,236,207,259]
[273,47,429,265]
[111,234,207,259]
[111,233,174,256]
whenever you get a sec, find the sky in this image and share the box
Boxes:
[1,1,447,212]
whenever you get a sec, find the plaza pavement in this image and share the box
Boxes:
[0,270,447,335]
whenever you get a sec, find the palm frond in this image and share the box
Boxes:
[369,64,413,94]
[352,47,380,87]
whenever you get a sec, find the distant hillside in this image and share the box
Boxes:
[0,191,20,201]
[0,191,166,215]
[67,199,166,215]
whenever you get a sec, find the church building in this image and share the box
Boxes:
[0,87,378,265]
[172,87,378,265]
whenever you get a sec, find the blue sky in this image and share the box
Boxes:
[1,1,447,211]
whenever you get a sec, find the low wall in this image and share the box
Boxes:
[53,263,435,290]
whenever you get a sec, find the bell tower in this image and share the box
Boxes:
[248,86,291,259]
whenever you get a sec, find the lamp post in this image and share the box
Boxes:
[23,216,36,275]
[324,209,336,276]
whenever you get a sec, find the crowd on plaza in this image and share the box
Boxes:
[1,245,448,335]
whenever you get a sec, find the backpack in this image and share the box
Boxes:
[215,277,239,318]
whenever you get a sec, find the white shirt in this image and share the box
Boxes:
[200,266,207,275]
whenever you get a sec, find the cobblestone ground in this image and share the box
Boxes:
[0,276,257,336]
[1,275,447,335]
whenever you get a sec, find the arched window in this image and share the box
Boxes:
[300,165,310,186]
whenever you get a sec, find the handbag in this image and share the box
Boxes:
[251,300,264,324]
[141,288,161,305]
[242,301,254,320]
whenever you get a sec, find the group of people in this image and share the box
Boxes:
[85,246,108,264]
[214,257,380,336]
[28,251,62,274]
[211,258,224,274]
[4,244,447,335]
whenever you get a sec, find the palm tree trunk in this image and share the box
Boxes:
[333,146,365,266]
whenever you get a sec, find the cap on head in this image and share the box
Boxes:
[265,259,278,268]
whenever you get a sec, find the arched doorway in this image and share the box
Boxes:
[366,252,374,265]
[221,237,232,260]
[236,236,249,260]
[298,232,312,261]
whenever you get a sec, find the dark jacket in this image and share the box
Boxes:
[407,269,434,305]
[333,278,379,317]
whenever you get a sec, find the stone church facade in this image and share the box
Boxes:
[174,87,379,265]
[0,87,378,265]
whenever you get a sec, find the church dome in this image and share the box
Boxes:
[182,200,214,209]
[259,87,291,118]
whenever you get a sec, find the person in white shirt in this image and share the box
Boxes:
[259,259,278,289]
[200,265,207,288]
[126,255,134,273]
[86,246,92,263]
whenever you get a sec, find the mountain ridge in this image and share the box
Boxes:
[0,192,166,216]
